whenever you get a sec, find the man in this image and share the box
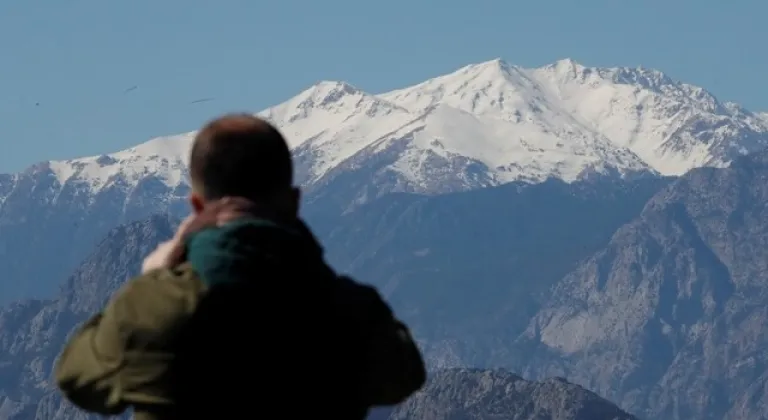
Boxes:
[55,114,427,419]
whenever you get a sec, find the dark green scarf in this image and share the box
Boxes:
[184,217,320,288]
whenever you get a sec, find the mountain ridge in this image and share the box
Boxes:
[0,57,767,303]
[388,368,638,420]
[7,57,766,200]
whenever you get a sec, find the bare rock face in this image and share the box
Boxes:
[518,151,768,419]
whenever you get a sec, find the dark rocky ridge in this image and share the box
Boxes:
[389,369,637,420]
[0,215,176,419]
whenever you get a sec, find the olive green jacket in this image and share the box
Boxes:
[54,219,426,419]
[55,264,202,419]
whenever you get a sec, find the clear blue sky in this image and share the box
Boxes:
[0,0,765,172]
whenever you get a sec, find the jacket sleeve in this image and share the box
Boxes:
[54,309,128,415]
[339,277,427,406]
[54,266,203,414]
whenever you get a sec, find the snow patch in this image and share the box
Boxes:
[49,132,193,192]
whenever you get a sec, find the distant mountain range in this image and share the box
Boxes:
[3,150,768,418]
[0,210,637,420]
[1,57,767,303]
[2,58,768,419]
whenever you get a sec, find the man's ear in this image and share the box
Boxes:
[189,192,205,214]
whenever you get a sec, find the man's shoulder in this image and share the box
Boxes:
[122,263,207,302]
[111,263,208,341]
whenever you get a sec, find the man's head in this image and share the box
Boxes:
[188,113,298,218]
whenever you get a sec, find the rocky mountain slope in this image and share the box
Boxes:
[0,215,176,419]
[0,181,649,419]
[5,152,768,419]
[0,164,190,303]
[2,58,767,303]
[333,144,768,420]
[388,369,637,420]
[515,150,768,419]
[321,176,670,368]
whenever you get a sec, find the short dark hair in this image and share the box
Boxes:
[189,113,293,201]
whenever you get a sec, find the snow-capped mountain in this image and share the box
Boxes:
[37,58,768,200]
[1,58,767,303]
[264,63,650,192]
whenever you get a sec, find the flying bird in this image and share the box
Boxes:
[190,97,214,104]
[123,86,138,94]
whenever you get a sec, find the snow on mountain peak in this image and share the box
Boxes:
[380,58,561,126]
[757,111,768,125]
[292,80,362,110]
[527,60,768,174]
[387,102,649,186]
[49,132,193,192]
[548,58,586,77]
[25,57,768,200]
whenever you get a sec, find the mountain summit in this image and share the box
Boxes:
[25,58,768,200]
[0,58,767,302]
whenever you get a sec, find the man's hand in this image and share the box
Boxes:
[141,197,256,273]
